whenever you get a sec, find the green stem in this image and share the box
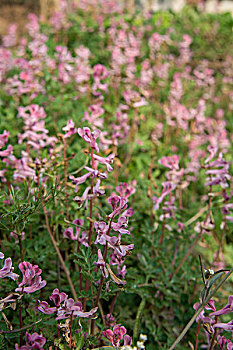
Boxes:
[133,298,146,343]
[168,267,233,350]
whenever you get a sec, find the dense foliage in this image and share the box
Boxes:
[0,1,233,349]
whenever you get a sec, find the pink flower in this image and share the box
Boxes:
[37,301,57,315]
[0,257,19,281]
[15,332,46,350]
[210,295,233,317]
[103,324,127,347]
[214,320,233,331]
[112,216,130,234]
[0,130,9,148]
[108,195,128,219]
[93,153,115,172]
[2,24,17,47]
[116,181,136,198]
[94,249,109,278]
[56,298,98,320]
[78,127,100,152]
[15,262,46,294]
[153,181,176,210]
[159,155,180,170]
[63,218,84,240]
[69,172,92,192]
[62,119,77,138]
[94,221,110,245]
[93,64,109,80]
[0,144,13,157]
[49,288,68,307]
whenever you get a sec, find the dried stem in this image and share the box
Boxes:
[0,319,42,334]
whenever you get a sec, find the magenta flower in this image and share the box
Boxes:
[78,127,100,152]
[124,334,132,346]
[94,249,109,278]
[49,288,68,307]
[0,257,19,281]
[37,301,57,315]
[116,181,136,198]
[108,195,128,219]
[210,295,233,317]
[62,119,77,138]
[63,218,84,240]
[103,324,127,347]
[217,335,233,350]
[38,290,97,320]
[15,332,46,350]
[15,262,46,294]
[214,320,233,331]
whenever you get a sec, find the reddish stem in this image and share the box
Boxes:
[90,217,114,336]
[195,319,201,350]
[88,148,94,245]
[63,137,69,220]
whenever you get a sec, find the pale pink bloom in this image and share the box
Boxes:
[159,155,180,170]
[62,119,77,138]
[0,144,13,157]
[56,298,98,320]
[63,218,84,240]
[210,295,233,317]
[69,172,91,192]
[93,153,115,172]
[116,181,136,198]
[15,331,46,350]
[108,194,128,218]
[0,130,9,148]
[153,182,176,210]
[0,257,19,280]
[2,24,17,47]
[94,249,109,278]
[37,301,57,315]
[78,127,100,152]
